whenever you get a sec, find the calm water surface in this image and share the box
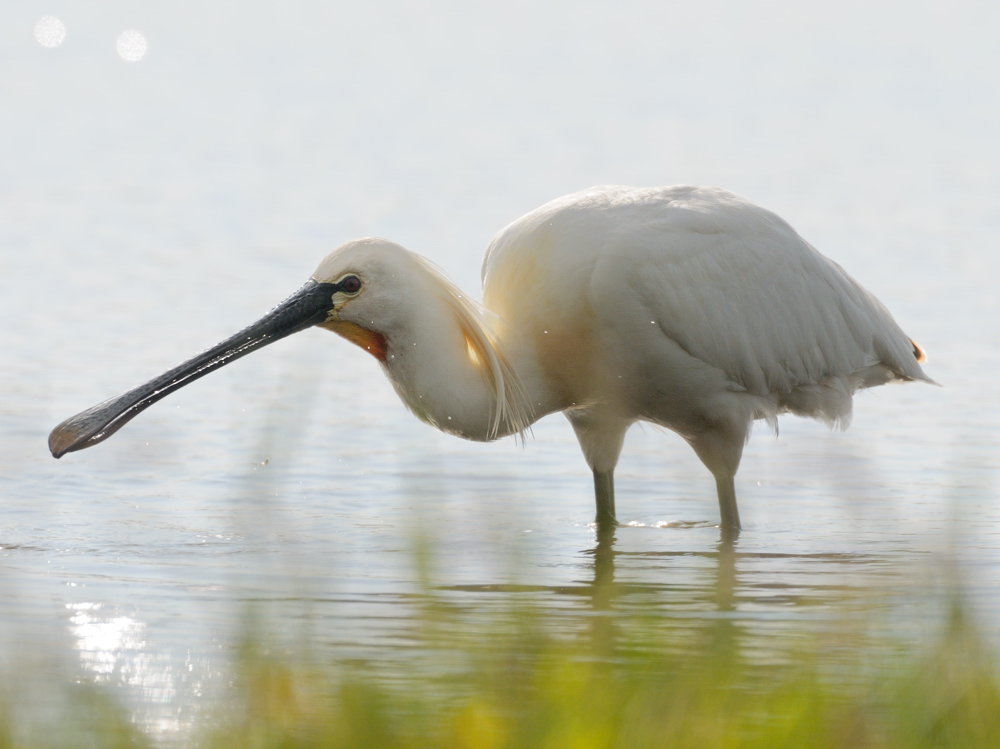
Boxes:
[1,0,998,740]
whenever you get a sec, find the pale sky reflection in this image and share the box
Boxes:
[68,603,147,677]
[66,603,195,734]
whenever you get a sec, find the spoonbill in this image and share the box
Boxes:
[49,186,932,534]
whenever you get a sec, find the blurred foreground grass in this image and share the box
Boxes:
[206,594,1000,748]
[2,541,999,748]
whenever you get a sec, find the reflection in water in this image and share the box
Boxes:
[440,523,886,649]
[711,538,738,660]
[67,603,184,733]
[586,527,741,659]
[68,603,147,679]
[588,525,618,654]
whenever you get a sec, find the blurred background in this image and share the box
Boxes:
[1,0,998,743]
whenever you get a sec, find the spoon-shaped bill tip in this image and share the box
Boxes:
[49,401,121,458]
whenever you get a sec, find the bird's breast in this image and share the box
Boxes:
[319,319,388,361]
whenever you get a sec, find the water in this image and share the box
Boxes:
[1,0,998,740]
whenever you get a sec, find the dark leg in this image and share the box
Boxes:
[687,427,745,540]
[716,475,741,539]
[594,470,618,527]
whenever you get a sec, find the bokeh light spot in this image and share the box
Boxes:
[34,15,67,48]
[116,30,148,62]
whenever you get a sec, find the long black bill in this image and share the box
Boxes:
[49,279,339,459]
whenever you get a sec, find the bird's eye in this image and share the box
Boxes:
[341,275,362,294]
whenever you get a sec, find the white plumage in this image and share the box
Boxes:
[477,186,931,530]
[485,186,927,423]
[49,185,932,535]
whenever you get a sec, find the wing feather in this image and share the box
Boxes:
[484,185,931,404]
[600,187,929,394]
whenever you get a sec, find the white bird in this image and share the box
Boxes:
[50,186,932,535]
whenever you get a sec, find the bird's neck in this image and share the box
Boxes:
[379,290,550,442]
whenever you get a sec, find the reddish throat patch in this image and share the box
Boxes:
[321,320,388,361]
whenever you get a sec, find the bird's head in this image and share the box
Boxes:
[308,238,435,362]
[309,238,532,439]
